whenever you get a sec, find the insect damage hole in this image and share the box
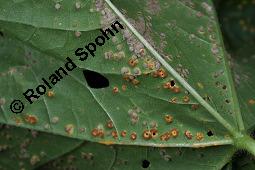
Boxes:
[142,159,150,168]
[83,69,109,88]
[207,130,214,137]
[170,80,175,87]
[0,31,3,37]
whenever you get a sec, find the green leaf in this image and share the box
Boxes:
[0,124,82,170]
[215,1,255,51]
[38,140,234,170]
[0,1,241,146]
[231,45,255,132]
[1,0,255,169]
[0,0,254,152]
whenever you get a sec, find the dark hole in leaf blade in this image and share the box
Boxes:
[142,159,150,168]
[83,69,109,89]
[207,130,214,137]
[170,80,175,87]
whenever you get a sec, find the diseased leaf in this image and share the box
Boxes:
[0,0,242,146]
[1,0,255,169]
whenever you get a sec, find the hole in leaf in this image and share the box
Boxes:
[83,69,109,89]
[142,159,150,168]
[170,80,175,87]
[207,130,214,137]
[222,85,227,90]
[225,99,230,104]
[0,31,3,37]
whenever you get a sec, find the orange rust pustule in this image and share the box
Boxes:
[164,115,173,123]
[143,130,151,140]
[139,48,146,56]
[24,115,38,124]
[128,58,138,67]
[91,128,104,138]
[122,84,127,91]
[171,86,181,93]
[112,87,119,93]
[184,130,193,139]
[169,97,178,103]
[248,99,255,105]
[191,104,200,110]
[163,82,171,89]
[183,96,190,103]
[47,90,55,97]
[160,132,171,141]
[157,69,167,78]
[131,79,140,85]
[150,129,158,138]
[196,132,204,141]
[130,132,137,140]
[106,120,113,129]
[111,131,118,139]
[121,130,127,137]
[170,128,179,137]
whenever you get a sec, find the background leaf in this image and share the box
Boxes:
[0,124,82,170]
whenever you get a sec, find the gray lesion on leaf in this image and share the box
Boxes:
[146,0,161,15]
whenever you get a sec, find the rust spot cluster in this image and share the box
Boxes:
[160,128,179,141]
[142,129,158,140]
[24,114,38,125]
[91,128,104,138]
